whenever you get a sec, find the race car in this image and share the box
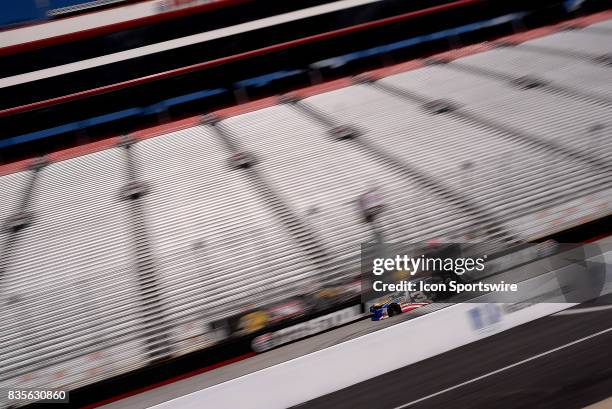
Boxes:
[369,297,430,321]
[369,281,432,321]
[369,275,459,320]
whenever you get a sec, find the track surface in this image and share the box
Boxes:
[99,303,445,409]
[100,245,612,409]
[296,295,612,409]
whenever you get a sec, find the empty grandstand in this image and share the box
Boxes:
[0,1,610,408]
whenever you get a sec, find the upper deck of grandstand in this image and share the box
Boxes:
[0,0,480,96]
[2,0,603,166]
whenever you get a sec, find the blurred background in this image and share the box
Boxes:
[0,0,610,408]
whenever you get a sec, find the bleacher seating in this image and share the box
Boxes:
[224,105,475,256]
[456,42,612,100]
[136,126,322,320]
[0,151,148,392]
[379,64,611,156]
[304,79,610,236]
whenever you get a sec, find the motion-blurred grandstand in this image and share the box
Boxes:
[0,0,610,407]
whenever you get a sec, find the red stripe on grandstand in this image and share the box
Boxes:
[0,0,253,57]
[0,0,483,119]
[82,351,256,409]
[1,11,611,177]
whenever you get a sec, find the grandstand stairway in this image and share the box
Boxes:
[118,136,172,361]
[0,158,46,284]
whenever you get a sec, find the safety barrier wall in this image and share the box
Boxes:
[153,247,612,409]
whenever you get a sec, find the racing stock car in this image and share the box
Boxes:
[369,243,475,320]
[369,272,466,320]
[369,296,429,321]
[369,277,435,321]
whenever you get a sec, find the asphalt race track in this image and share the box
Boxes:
[101,249,612,409]
[295,294,612,409]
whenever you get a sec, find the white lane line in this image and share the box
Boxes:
[393,326,612,409]
[553,305,612,316]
